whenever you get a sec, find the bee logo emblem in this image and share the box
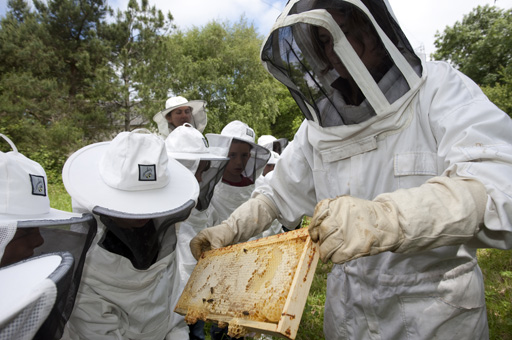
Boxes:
[29,174,46,196]
[138,164,157,181]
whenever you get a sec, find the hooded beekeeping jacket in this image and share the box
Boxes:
[254,0,512,338]
[66,216,188,340]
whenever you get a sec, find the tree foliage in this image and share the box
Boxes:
[432,5,512,117]
[432,5,512,87]
[161,18,299,136]
[0,0,302,177]
[0,0,111,176]
[98,0,175,132]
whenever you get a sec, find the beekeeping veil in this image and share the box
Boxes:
[258,135,289,155]
[260,0,424,127]
[206,121,271,183]
[165,124,229,211]
[62,129,199,270]
[0,134,97,340]
[0,253,75,340]
[153,96,208,137]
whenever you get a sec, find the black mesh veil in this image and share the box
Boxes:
[206,134,271,183]
[261,0,423,127]
[1,214,97,340]
[195,159,229,211]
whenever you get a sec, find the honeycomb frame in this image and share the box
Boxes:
[175,228,319,339]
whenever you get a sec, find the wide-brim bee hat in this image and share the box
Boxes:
[0,134,90,226]
[62,129,199,219]
[152,96,207,137]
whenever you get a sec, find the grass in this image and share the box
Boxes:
[48,180,73,212]
[49,182,512,340]
[478,248,512,340]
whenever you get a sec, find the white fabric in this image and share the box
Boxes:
[0,255,60,340]
[62,129,199,217]
[0,134,84,223]
[0,223,16,263]
[66,217,188,340]
[166,124,229,164]
[210,181,254,224]
[153,96,207,137]
[99,129,170,191]
[174,206,218,304]
[221,120,256,143]
[268,151,280,165]
[250,171,282,241]
[252,61,512,338]
[257,135,277,149]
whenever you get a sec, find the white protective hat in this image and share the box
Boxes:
[0,134,97,339]
[257,134,289,155]
[165,123,229,167]
[206,120,271,181]
[62,129,199,219]
[152,96,207,137]
[166,124,229,211]
[257,135,277,148]
[0,134,88,225]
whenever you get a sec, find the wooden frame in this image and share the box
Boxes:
[175,228,319,339]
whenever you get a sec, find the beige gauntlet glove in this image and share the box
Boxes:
[190,193,279,260]
[309,176,487,263]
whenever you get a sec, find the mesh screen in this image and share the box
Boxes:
[0,216,97,340]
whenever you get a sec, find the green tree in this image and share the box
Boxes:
[432,5,512,116]
[481,64,512,116]
[0,0,111,180]
[162,18,298,136]
[432,5,512,87]
[99,0,175,132]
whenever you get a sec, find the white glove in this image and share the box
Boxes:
[190,193,279,260]
[309,176,487,263]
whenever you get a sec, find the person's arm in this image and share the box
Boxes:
[309,176,487,263]
[309,62,512,263]
[190,193,279,259]
[190,127,317,259]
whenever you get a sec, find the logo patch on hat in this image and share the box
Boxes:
[139,164,157,181]
[246,128,254,138]
[29,174,46,196]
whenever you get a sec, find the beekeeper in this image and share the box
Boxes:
[252,150,284,239]
[190,0,512,339]
[62,129,199,339]
[257,135,289,155]
[153,96,208,137]
[165,124,230,340]
[0,133,97,340]
[206,120,270,224]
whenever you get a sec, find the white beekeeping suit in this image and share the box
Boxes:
[190,1,512,339]
[0,133,97,340]
[207,121,270,224]
[62,129,199,340]
[251,151,284,240]
[165,124,229,316]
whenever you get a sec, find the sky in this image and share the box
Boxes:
[1,0,511,58]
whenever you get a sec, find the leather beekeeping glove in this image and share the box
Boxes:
[309,176,487,263]
[190,193,279,260]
